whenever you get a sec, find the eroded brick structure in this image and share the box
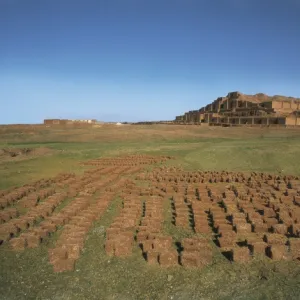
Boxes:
[175,92,300,126]
[44,119,97,125]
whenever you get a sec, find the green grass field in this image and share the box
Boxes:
[1,125,300,300]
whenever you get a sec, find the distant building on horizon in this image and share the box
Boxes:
[44,119,97,125]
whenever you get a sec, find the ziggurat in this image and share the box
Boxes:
[175,92,300,126]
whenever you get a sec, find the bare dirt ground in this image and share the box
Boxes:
[0,147,55,163]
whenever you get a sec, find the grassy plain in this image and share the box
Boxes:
[1,124,300,300]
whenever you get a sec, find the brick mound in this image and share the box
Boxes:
[2,156,300,273]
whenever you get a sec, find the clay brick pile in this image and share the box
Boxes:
[0,186,36,209]
[82,155,174,166]
[0,175,75,246]
[138,197,178,266]
[172,195,191,229]
[0,173,76,210]
[105,196,141,257]
[49,192,116,272]
[180,237,213,268]
[2,155,300,273]
[0,156,153,273]
[137,168,300,263]
[17,187,56,209]
[0,207,19,224]
[10,195,88,251]
[0,177,57,210]
[64,167,123,197]
[49,174,134,272]
[1,167,133,248]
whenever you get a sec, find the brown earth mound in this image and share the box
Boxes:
[0,148,33,157]
[0,147,54,162]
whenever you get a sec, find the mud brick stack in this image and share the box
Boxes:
[5,170,127,252]
[137,196,178,266]
[83,155,173,167]
[1,192,68,246]
[0,207,18,224]
[173,195,191,229]
[2,156,300,273]
[247,233,268,256]
[147,236,178,267]
[181,237,213,268]
[50,192,117,272]
[289,238,300,260]
[18,187,56,208]
[105,195,142,257]
[232,246,251,262]
[11,195,89,251]
[0,186,36,209]
[191,186,211,233]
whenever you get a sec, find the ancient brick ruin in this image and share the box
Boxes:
[175,92,300,127]
[44,119,97,126]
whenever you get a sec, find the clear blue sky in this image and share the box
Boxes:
[1,0,300,123]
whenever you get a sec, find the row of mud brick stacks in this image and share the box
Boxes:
[52,173,127,250]
[48,173,131,272]
[117,166,146,175]
[192,185,226,235]
[103,166,132,175]
[5,168,125,250]
[213,186,300,262]
[0,175,78,247]
[240,176,300,237]
[49,191,119,272]
[246,174,300,193]
[118,180,138,197]
[0,187,56,223]
[105,177,139,194]
[65,166,122,198]
[0,173,74,210]
[105,167,163,257]
[248,172,299,184]
[128,168,300,189]
[105,195,142,257]
[113,155,172,166]
[82,155,173,166]
[133,171,216,269]
[2,192,69,248]
[172,195,192,230]
[137,197,179,266]
[104,173,170,258]
[155,177,223,226]
[149,168,300,263]
[150,168,249,182]
[187,184,222,233]
[6,175,103,250]
[120,179,166,199]
[210,192,253,262]
[135,187,214,268]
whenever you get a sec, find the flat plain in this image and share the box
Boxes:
[1,124,300,300]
